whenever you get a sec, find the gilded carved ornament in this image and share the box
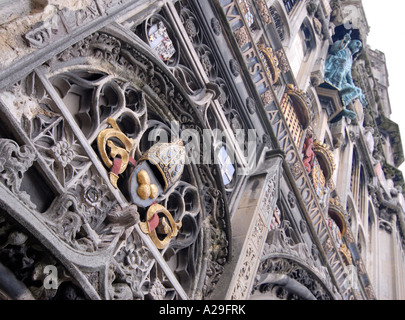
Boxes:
[139,204,182,250]
[256,0,272,25]
[328,197,347,238]
[313,140,336,181]
[132,139,185,249]
[136,169,159,200]
[258,44,281,84]
[97,120,186,249]
[137,139,186,192]
[97,117,136,188]
[339,244,352,265]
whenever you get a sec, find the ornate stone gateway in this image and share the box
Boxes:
[0,23,230,300]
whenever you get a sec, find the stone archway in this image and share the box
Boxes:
[0,23,230,300]
[251,223,338,300]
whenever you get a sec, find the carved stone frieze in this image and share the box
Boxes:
[0,14,234,300]
[230,217,266,300]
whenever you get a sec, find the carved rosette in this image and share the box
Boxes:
[261,90,274,105]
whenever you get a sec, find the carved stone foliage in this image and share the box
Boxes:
[198,166,230,297]
[108,229,154,300]
[0,139,37,210]
[0,25,231,300]
[42,168,118,253]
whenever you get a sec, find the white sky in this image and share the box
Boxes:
[361,0,405,173]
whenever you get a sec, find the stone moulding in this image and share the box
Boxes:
[257,225,338,300]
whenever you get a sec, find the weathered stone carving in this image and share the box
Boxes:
[24,0,131,49]
[0,139,37,210]
[0,213,86,300]
[255,220,336,300]
[255,0,272,25]
[0,4,234,299]
[108,230,153,300]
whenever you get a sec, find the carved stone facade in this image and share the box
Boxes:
[0,0,403,301]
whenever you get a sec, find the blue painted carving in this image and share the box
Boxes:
[324,32,367,116]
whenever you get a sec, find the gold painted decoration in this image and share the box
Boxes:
[136,169,158,200]
[97,117,135,188]
[328,197,348,237]
[313,140,336,181]
[285,84,312,130]
[339,244,353,265]
[312,157,326,198]
[139,204,182,249]
[258,44,281,84]
[128,139,185,208]
[139,139,186,191]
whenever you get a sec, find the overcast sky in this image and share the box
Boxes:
[361,0,405,172]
